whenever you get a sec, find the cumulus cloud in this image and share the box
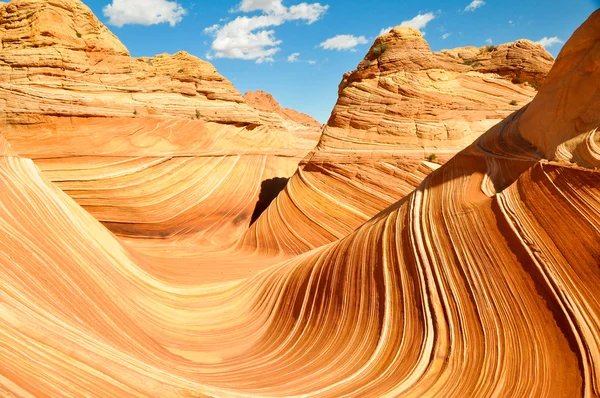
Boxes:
[442,33,452,40]
[319,34,368,51]
[535,36,564,48]
[464,0,485,12]
[400,12,437,31]
[103,0,187,27]
[286,3,329,23]
[205,1,329,63]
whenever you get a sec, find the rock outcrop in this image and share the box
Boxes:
[242,26,555,254]
[244,90,322,128]
[0,10,597,398]
[324,30,553,151]
[0,0,320,244]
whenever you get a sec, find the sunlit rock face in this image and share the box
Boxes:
[241,25,555,255]
[0,9,598,397]
[244,90,322,128]
[0,0,321,244]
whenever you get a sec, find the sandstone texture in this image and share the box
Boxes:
[325,28,553,151]
[0,0,320,244]
[241,25,555,254]
[0,9,598,398]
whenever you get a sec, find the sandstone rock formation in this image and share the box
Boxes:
[244,90,322,128]
[0,0,320,244]
[0,9,598,397]
[241,26,554,254]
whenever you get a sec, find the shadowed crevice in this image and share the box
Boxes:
[250,177,290,226]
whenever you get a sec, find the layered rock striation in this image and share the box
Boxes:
[0,0,320,244]
[242,26,555,254]
[0,9,598,397]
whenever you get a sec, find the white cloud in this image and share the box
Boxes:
[535,36,564,48]
[238,0,287,14]
[287,3,329,23]
[319,34,368,51]
[508,20,514,26]
[442,33,452,40]
[380,12,437,36]
[103,0,186,27]
[486,38,493,44]
[205,1,328,63]
[464,0,485,12]
[287,52,317,64]
[400,12,436,31]
[379,26,393,36]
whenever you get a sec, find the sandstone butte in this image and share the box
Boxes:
[239,24,555,255]
[0,0,321,247]
[0,0,599,396]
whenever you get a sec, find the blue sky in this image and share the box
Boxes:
[84,0,598,123]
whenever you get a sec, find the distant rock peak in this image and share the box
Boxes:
[0,0,129,55]
[244,90,322,128]
[324,26,555,151]
[351,25,554,89]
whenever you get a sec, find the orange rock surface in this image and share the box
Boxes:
[0,1,598,397]
[244,90,322,128]
[0,0,320,244]
[241,26,555,254]
[0,10,598,397]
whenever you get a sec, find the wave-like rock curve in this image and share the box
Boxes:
[0,8,598,398]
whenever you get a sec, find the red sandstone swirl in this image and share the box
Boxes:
[0,8,598,398]
[241,27,554,255]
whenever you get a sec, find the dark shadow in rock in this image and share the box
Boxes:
[250,177,290,226]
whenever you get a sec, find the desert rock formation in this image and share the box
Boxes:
[244,90,322,128]
[241,26,555,254]
[0,9,598,397]
[0,0,320,244]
